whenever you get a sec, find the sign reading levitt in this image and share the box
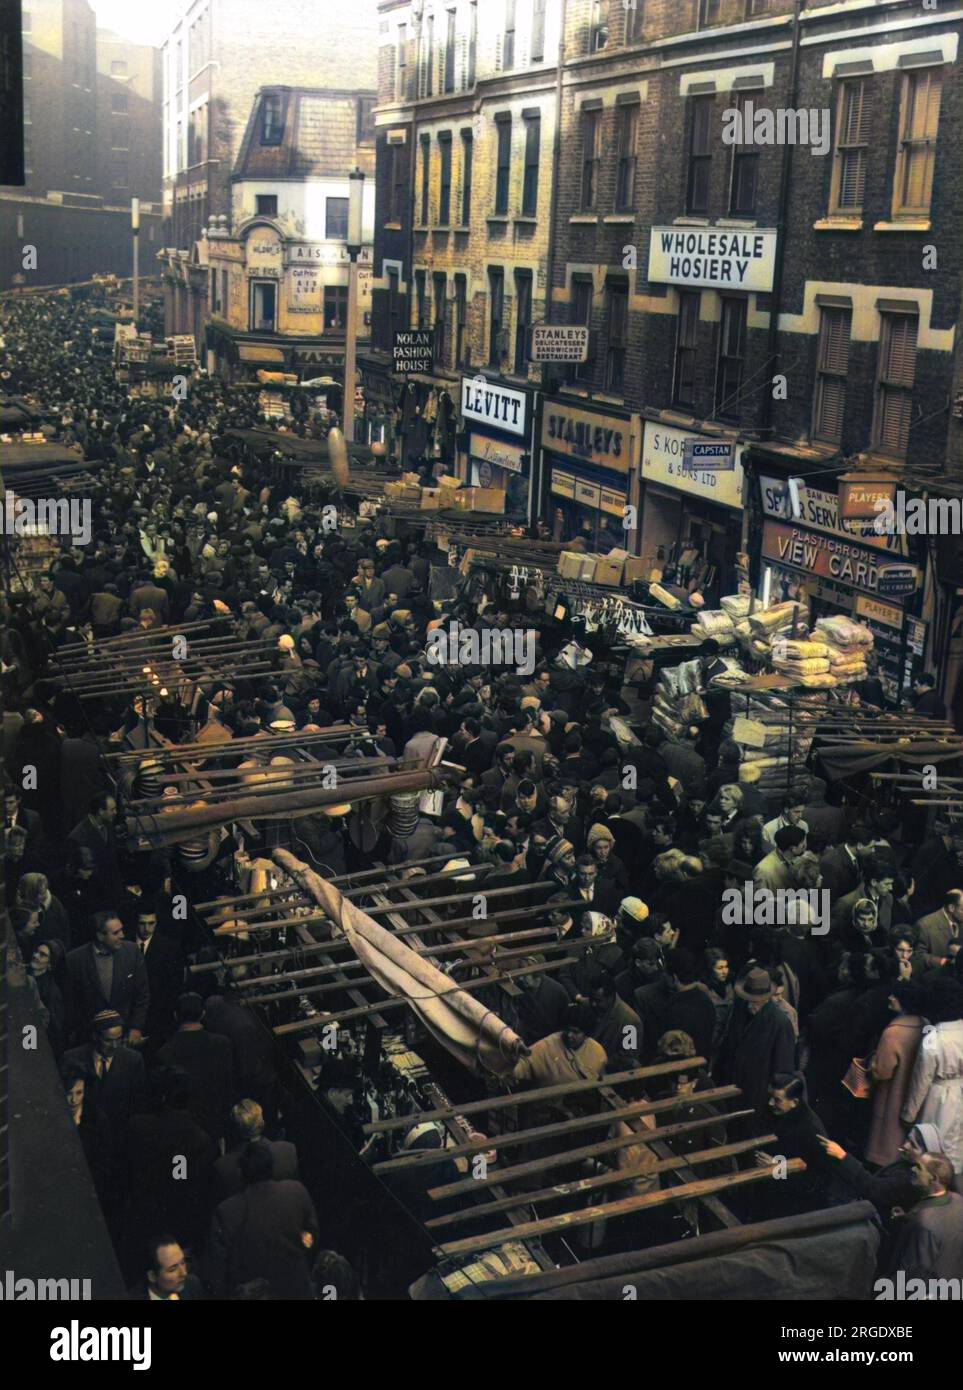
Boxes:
[530,324,590,364]
[392,330,434,375]
[460,376,527,437]
[648,227,778,293]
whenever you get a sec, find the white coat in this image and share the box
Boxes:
[901,1020,963,1173]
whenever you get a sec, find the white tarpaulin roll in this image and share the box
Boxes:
[272,850,527,1077]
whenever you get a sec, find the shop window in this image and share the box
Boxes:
[728,92,759,217]
[261,93,283,146]
[673,291,701,411]
[415,270,428,329]
[829,79,868,215]
[604,278,628,395]
[494,116,511,216]
[489,267,505,366]
[461,131,473,224]
[570,276,594,383]
[580,108,601,212]
[433,273,448,367]
[514,271,533,376]
[686,96,713,216]
[444,10,456,94]
[454,274,468,369]
[250,281,277,333]
[715,296,747,421]
[438,134,452,225]
[746,0,770,14]
[893,67,942,219]
[256,194,278,218]
[324,284,348,332]
[326,197,349,240]
[614,103,638,213]
[531,0,546,63]
[813,306,852,445]
[503,0,516,70]
[873,311,918,458]
[387,267,403,347]
[419,134,430,224]
[522,114,540,217]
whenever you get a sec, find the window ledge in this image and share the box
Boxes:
[454,225,470,233]
[486,215,510,225]
[433,225,452,232]
[514,216,538,225]
[813,217,863,232]
[569,214,600,225]
[413,225,429,233]
[383,222,402,231]
[603,214,635,225]
[716,218,758,229]
[673,216,710,227]
[875,219,931,233]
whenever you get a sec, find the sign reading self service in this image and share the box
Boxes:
[648,227,778,293]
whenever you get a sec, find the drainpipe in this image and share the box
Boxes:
[761,0,803,440]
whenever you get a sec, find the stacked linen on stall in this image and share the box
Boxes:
[770,636,837,689]
[723,693,816,799]
[720,593,753,621]
[738,601,799,664]
[691,608,737,643]
[651,660,706,738]
[813,615,874,684]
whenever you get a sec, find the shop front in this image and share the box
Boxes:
[459,374,535,521]
[540,401,635,552]
[639,419,746,604]
[758,482,925,704]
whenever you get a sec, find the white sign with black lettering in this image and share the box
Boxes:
[648,227,778,293]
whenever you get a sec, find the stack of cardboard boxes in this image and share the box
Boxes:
[556,547,647,588]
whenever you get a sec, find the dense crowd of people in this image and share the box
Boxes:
[3,285,963,1299]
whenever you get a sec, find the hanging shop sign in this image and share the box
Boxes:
[470,433,524,474]
[648,227,778,293]
[393,330,434,376]
[541,403,629,472]
[530,324,590,364]
[460,376,528,437]
[683,439,733,471]
[642,421,744,509]
[760,475,909,557]
[761,521,920,601]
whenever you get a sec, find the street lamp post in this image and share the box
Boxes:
[343,168,365,443]
[131,197,140,329]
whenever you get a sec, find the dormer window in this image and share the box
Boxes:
[261,94,284,146]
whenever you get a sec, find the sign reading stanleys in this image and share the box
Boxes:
[542,403,629,473]
[530,324,590,364]
[648,227,778,293]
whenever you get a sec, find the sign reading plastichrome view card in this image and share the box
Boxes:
[648,227,778,293]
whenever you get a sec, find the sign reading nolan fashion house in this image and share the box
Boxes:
[648,227,778,293]
[393,330,434,376]
[460,376,527,437]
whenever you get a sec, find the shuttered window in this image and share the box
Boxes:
[674,291,701,411]
[894,68,942,217]
[813,307,852,444]
[873,312,918,457]
[830,79,868,214]
[495,116,512,215]
[438,133,452,225]
[715,297,747,421]
[581,108,601,211]
[489,268,505,365]
[461,131,473,225]
[419,134,430,225]
[615,103,638,212]
[686,97,713,216]
[444,10,456,93]
[522,114,541,217]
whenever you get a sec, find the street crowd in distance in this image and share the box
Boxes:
[2,286,963,1300]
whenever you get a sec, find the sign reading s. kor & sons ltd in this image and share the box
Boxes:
[460,375,527,437]
[648,227,778,293]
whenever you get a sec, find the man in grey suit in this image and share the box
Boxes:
[915,889,963,968]
[214,1099,300,1199]
[65,912,150,1046]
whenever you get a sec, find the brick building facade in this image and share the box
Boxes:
[160,0,380,341]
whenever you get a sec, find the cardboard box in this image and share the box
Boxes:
[559,551,596,581]
[384,481,405,499]
[622,556,648,585]
[402,472,421,486]
[592,553,626,587]
[469,486,505,513]
[438,474,462,490]
[420,489,442,510]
